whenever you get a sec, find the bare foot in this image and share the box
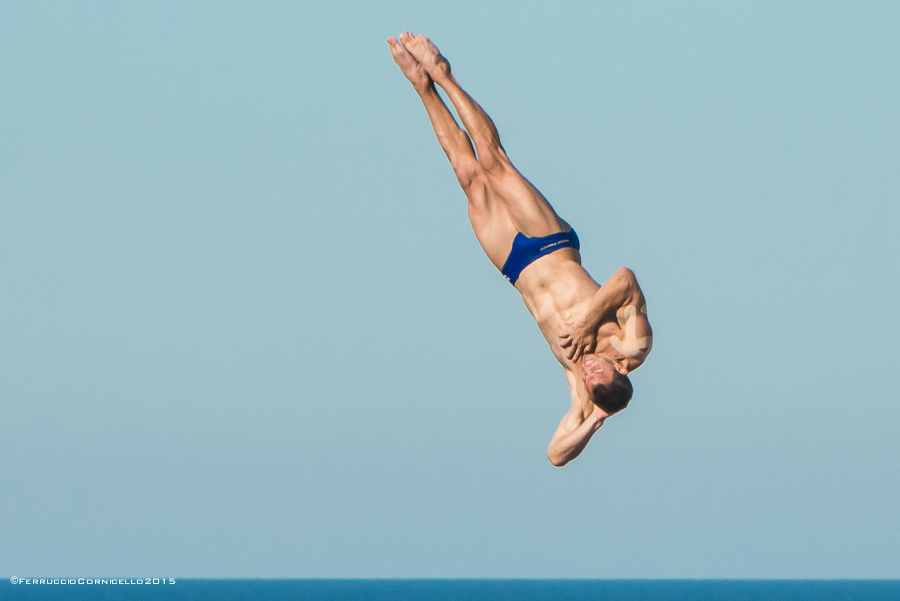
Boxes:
[398,32,451,83]
[387,37,432,94]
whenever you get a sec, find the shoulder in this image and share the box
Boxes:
[611,302,653,365]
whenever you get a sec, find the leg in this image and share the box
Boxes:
[389,37,516,270]
[399,33,570,238]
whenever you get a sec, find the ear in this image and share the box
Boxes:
[614,362,629,375]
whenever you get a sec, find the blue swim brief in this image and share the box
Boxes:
[501,229,580,285]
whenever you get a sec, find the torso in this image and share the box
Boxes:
[513,249,651,416]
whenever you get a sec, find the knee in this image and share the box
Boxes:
[462,176,490,213]
[453,160,483,190]
[475,142,510,175]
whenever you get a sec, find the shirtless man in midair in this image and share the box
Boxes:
[388,33,653,466]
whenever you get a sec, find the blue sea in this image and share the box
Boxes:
[3,579,900,600]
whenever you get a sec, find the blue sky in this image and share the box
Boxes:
[1,1,898,578]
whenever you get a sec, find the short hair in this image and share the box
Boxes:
[589,370,633,415]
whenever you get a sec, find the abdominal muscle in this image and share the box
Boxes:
[514,250,602,369]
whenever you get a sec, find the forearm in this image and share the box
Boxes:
[581,268,635,326]
[548,415,604,467]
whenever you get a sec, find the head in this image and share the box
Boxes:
[582,355,633,416]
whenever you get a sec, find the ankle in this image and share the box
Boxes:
[431,64,452,85]
[416,81,437,96]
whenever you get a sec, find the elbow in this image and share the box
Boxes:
[547,450,570,468]
[614,267,637,294]
[615,266,636,283]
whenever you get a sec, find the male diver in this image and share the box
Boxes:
[388,33,653,466]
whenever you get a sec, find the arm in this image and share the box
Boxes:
[559,267,644,361]
[582,267,641,328]
[547,405,607,467]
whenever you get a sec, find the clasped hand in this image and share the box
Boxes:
[558,319,597,362]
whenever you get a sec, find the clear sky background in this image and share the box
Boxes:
[1,1,898,579]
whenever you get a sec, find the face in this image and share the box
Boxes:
[581,355,616,390]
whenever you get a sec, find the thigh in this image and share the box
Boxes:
[464,175,519,271]
[484,161,569,238]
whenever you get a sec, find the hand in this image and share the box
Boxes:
[559,320,598,362]
[592,404,609,423]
